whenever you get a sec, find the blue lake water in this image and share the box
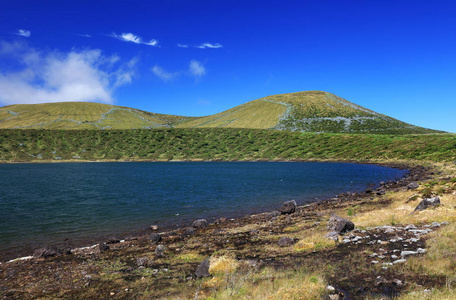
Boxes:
[0,162,407,260]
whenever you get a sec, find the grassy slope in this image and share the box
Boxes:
[0,91,443,134]
[0,102,191,130]
[1,128,455,162]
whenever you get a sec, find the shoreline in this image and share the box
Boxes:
[0,159,421,264]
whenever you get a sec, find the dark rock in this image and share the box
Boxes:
[106,238,120,244]
[407,182,419,190]
[279,200,297,214]
[155,244,165,257]
[414,196,440,211]
[375,276,387,287]
[33,247,60,259]
[278,237,294,247]
[99,243,110,253]
[327,214,355,235]
[195,258,211,278]
[192,219,208,229]
[365,187,375,194]
[150,233,162,244]
[33,244,71,259]
[182,228,195,237]
[376,189,386,195]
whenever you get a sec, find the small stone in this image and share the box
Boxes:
[326,285,335,291]
[393,259,407,264]
[371,260,379,264]
[431,222,440,228]
[393,279,403,286]
[278,237,294,247]
[155,244,165,257]
[375,276,387,286]
[401,250,418,257]
[391,255,398,259]
[150,233,162,244]
[329,295,340,300]
[150,225,159,231]
[407,182,419,190]
[417,248,426,254]
[405,225,417,230]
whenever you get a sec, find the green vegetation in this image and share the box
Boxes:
[0,91,443,134]
[0,128,454,162]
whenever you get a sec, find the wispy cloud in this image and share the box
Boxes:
[151,65,180,81]
[0,41,136,105]
[196,42,222,49]
[189,60,205,77]
[152,60,206,81]
[77,34,92,38]
[17,29,31,38]
[177,44,189,48]
[111,32,159,47]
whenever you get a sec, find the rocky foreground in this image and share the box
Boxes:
[1,163,455,299]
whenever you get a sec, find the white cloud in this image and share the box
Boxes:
[152,60,206,81]
[0,42,136,105]
[111,32,159,47]
[144,39,158,46]
[177,44,189,48]
[189,60,205,77]
[196,42,222,49]
[78,34,92,38]
[17,29,31,38]
[152,65,180,81]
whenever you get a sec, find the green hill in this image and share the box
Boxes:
[0,102,192,130]
[0,91,443,134]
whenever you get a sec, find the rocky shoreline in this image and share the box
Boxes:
[2,161,451,299]
[0,161,415,263]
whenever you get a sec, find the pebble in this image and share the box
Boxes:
[371,260,379,264]
[326,285,335,291]
[393,259,407,264]
[417,248,426,254]
[401,251,418,257]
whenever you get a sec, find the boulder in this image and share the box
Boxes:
[414,197,440,211]
[150,233,162,244]
[33,247,60,259]
[327,214,355,235]
[278,237,294,247]
[376,189,386,195]
[279,200,297,214]
[33,244,71,259]
[192,219,208,229]
[195,258,211,278]
[155,244,166,257]
[407,182,419,190]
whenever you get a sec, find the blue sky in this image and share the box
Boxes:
[0,0,455,132]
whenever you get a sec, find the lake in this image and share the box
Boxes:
[0,162,407,260]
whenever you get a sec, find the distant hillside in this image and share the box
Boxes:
[176,91,442,134]
[0,91,443,134]
[0,102,191,130]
